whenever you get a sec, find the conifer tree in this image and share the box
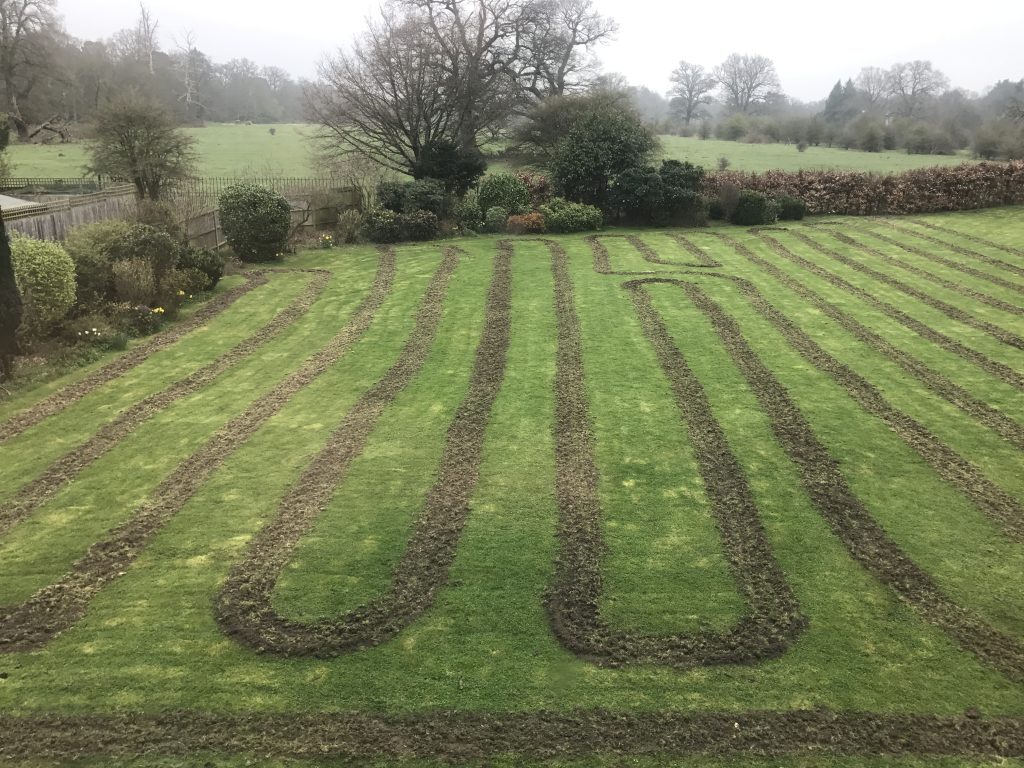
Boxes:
[0,212,23,381]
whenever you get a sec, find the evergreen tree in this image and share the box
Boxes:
[823,81,846,123]
[0,212,24,381]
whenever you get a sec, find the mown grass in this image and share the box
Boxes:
[4,123,980,179]
[0,208,1022,766]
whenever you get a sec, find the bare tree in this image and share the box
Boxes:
[668,60,716,125]
[886,60,948,118]
[0,0,59,138]
[172,30,207,120]
[714,53,779,114]
[306,11,462,175]
[136,3,159,75]
[855,66,888,109]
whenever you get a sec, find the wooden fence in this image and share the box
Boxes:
[1,185,137,240]
[0,177,359,248]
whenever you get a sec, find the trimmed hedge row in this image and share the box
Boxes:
[704,161,1024,216]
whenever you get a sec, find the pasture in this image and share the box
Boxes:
[3,123,981,179]
[1,208,1023,765]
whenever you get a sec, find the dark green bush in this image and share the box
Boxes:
[402,178,447,217]
[454,192,483,232]
[776,195,807,221]
[218,183,291,262]
[63,219,133,307]
[176,247,225,290]
[539,198,602,233]
[730,190,779,226]
[708,199,726,220]
[611,160,707,226]
[178,267,212,296]
[376,181,406,213]
[400,210,440,241]
[411,139,487,195]
[484,206,509,234]
[478,174,530,216]
[361,208,403,243]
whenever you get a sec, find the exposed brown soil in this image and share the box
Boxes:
[0,251,396,653]
[0,271,269,443]
[0,269,332,538]
[1,710,1022,762]
[752,231,1024,390]
[893,218,1024,273]
[547,237,806,667]
[845,223,1024,297]
[702,233,1024,450]
[825,228,1024,316]
[715,258,1024,543]
[628,275,1024,680]
[213,245,501,656]
[786,229,1024,351]
[587,233,721,275]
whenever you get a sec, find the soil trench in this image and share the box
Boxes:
[0,250,396,653]
[0,269,332,538]
[629,275,1024,680]
[546,237,806,667]
[0,270,270,443]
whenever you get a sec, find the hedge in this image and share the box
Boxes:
[703,161,1024,216]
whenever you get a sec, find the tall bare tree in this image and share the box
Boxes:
[714,53,779,114]
[855,66,888,110]
[886,60,948,118]
[0,0,59,138]
[668,60,716,125]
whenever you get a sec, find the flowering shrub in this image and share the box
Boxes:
[113,303,165,337]
[704,160,1024,216]
[315,233,335,249]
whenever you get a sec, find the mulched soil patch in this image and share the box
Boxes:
[0,271,270,443]
[702,232,1024,450]
[786,230,1024,351]
[889,218,1024,275]
[587,233,721,275]
[0,250,396,653]
[824,228,1024,315]
[0,269,332,539]
[632,274,1024,680]
[547,237,806,667]
[1,710,1022,762]
[752,231,1024,391]
[214,245,495,657]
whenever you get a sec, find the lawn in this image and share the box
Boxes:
[3,123,981,179]
[0,208,1023,765]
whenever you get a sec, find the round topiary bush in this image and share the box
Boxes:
[729,190,779,226]
[478,174,530,216]
[177,247,225,290]
[218,183,291,262]
[10,233,76,338]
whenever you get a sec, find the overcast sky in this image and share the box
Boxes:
[60,0,1024,102]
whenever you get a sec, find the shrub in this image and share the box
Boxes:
[717,156,731,171]
[478,173,530,216]
[796,141,808,153]
[112,258,157,305]
[729,190,778,226]
[176,247,224,290]
[63,219,133,307]
[178,267,211,296]
[113,302,164,336]
[335,209,364,243]
[399,210,440,241]
[484,206,509,234]
[9,234,76,338]
[708,199,726,220]
[539,198,602,233]
[716,182,741,220]
[361,207,403,243]
[410,138,487,195]
[704,161,1024,215]
[218,183,291,262]
[402,178,448,217]
[454,192,483,232]
[375,181,406,212]
[136,199,184,240]
[516,172,552,207]
[777,195,807,221]
[506,212,546,235]
[62,314,127,351]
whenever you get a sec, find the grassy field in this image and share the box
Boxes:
[4,123,980,179]
[1,208,1023,765]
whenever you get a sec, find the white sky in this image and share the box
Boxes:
[59,0,1024,101]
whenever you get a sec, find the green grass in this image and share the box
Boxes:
[0,208,1022,765]
[4,123,980,179]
